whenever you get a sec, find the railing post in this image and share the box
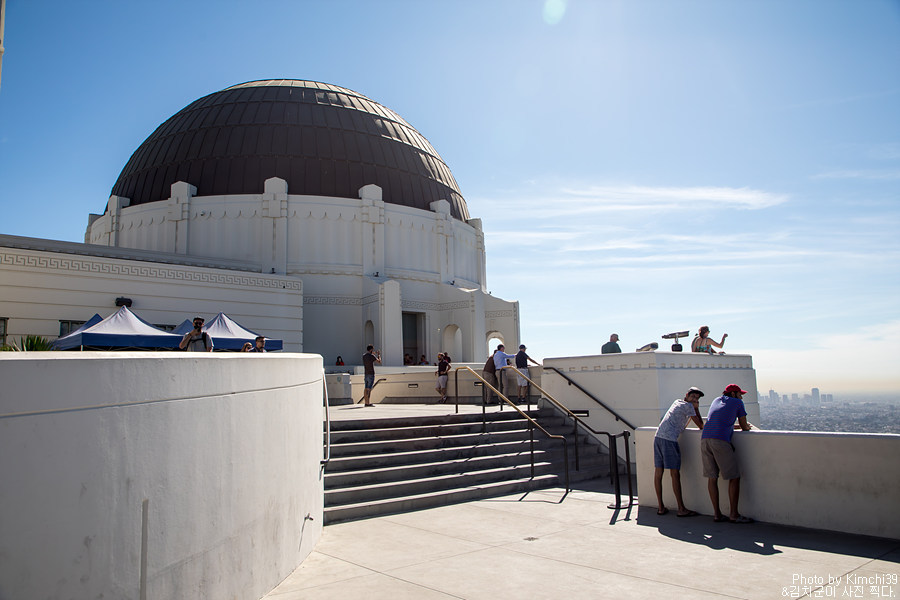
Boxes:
[453,369,459,414]
[623,431,633,507]
[573,419,580,471]
[611,435,621,509]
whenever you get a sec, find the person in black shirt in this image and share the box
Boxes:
[514,344,540,404]
[362,345,381,407]
[435,353,450,403]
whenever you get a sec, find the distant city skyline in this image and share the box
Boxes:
[0,1,898,394]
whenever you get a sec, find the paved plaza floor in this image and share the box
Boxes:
[264,477,900,600]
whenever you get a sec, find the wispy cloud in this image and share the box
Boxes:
[475,183,789,218]
[560,185,789,210]
[811,169,900,181]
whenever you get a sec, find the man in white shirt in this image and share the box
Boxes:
[654,386,704,516]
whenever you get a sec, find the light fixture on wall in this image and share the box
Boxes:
[115,297,133,307]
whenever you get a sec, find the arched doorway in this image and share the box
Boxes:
[486,331,504,357]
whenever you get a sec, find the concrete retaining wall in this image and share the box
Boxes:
[0,352,324,600]
[635,427,900,539]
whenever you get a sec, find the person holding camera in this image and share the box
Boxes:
[179,317,213,352]
[362,345,381,407]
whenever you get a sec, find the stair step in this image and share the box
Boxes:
[325,439,544,472]
[325,462,557,505]
[325,451,554,487]
[323,474,559,524]
[326,410,539,432]
[327,429,536,457]
[327,418,536,443]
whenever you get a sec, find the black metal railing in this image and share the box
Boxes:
[453,366,570,492]
[502,365,633,510]
[543,366,637,431]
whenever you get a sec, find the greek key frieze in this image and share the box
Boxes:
[0,251,301,290]
[304,296,363,306]
[485,310,514,318]
[401,300,472,312]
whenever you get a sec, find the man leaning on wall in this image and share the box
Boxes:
[701,384,754,524]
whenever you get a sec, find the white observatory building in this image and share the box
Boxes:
[3,79,520,362]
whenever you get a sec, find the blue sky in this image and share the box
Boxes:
[1,0,898,394]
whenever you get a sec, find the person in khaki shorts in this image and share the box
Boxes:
[700,384,753,523]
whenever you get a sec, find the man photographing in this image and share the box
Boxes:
[179,317,213,352]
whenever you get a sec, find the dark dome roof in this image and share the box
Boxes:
[110,80,469,220]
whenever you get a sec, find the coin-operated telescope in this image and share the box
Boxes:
[662,330,690,352]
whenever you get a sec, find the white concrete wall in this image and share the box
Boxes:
[0,243,303,349]
[542,352,760,455]
[543,352,760,428]
[635,427,900,539]
[91,181,486,292]
[0,352,324,600]
[83,181,521,364]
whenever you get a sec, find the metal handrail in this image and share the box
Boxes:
[502,365,634,510]
[543,366,637,431]
[453,366,570,492]
[321,369,332,467]
[356,377,387,404]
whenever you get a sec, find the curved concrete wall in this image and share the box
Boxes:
[635,427,900,539]
[0,352,324,600]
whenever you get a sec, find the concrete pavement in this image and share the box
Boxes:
[263,478,899,600]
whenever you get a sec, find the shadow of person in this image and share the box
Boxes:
[637,505,781,555]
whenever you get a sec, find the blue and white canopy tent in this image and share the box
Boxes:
[200,312,283,351]
[50,314,103,349]
[52,307,182,350]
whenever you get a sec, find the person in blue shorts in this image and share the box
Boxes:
[701,384,754,523]
[654,386,705,516]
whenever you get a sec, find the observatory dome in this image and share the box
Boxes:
[110,80,469,220]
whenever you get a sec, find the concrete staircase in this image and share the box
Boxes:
[323,405,611,524]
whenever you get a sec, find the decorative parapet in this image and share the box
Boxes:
[547,351,753,372]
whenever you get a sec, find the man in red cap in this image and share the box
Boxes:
[700,384,754,523]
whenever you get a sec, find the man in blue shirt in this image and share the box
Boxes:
[701,384,754,523]
[492,344,517,401]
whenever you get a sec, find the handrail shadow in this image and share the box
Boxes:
[453,366,570,492]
